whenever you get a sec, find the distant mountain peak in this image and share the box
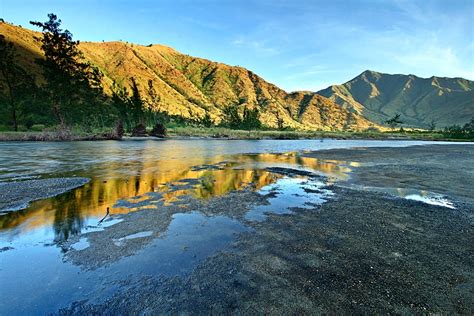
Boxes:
[317,70,473,128]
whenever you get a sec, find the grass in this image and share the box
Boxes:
[1,125,472,142]
[0,126,121,141]
[167,126,473,141]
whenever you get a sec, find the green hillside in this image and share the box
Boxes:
[317,70,474,128]
[0,21,376,132]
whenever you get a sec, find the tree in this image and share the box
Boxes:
[201,112,213,128]
[275,111,285,130]
[242,107,261,131]
[0,35,36,131]
[110,83,132,130]
[150,122,167,137]
[428,119,437,131]
[30,13,103,126]
[147,79,160,106]
[385,113,403,129]
[129,77,145,125]
[343,111,355,131]
[223,105,242,129]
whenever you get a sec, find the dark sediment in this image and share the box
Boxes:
[59,186,473,314]
[0,177,90,212]
[303,144,474,204]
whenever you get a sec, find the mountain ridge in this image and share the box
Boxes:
[1,21,472,130]
[0,21,377,131]
[317,70,473,127]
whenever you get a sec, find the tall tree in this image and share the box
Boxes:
[30,13,103,126]
[0,35,36,131]
[275,111,285,130]
[129,77,146,125]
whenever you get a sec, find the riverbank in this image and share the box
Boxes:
[0,177,90,213]
[1,127,472,142]
[1,143,473,314]
[55,144,473,314]
[0,130,121,141]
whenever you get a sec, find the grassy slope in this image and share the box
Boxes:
[0,22,377,131]
[318,70,474,127]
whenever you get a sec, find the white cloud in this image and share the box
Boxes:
[231,37,280,56]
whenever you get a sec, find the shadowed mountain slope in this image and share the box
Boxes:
[317,70,473,128]
[0,22,376,131]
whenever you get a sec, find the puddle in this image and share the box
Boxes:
[107,212,249,276]
[113,231,154,247]
[246,177,333,221]
[71,237,90,251]
[0,211,249,315]
[351,186,456,209]
[404,194,455,209]
[0,150,353,245]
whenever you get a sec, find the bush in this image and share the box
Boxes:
[114,120,124,139]
[150,122,167,137]
[131,123,147,137]
[364,126,381,133]
[30,124,46,132]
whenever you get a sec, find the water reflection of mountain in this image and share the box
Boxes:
[0,152,353,243]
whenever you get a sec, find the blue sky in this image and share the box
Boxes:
[2,0,473,91]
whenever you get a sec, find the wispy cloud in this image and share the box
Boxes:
[231,37,280,56]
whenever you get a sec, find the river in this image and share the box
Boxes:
[0,139,471,314]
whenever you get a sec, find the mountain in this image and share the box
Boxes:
[317,70,474,128]
[0,22,377,131]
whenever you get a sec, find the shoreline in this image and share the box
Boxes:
[1,129,472,142]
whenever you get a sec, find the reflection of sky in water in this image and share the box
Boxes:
[246,177,332,221]
[0,139,463,314]
[351,186,456,209]
[0,211,248,315]
[0,150,352,244]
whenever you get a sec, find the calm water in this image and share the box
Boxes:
[0,139,460,314]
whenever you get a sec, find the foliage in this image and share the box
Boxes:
[241,107,261,131]
[30,13,104,126]
[428,119,437,131]
[222,105,242,129]
[201,112,213,128]
[150,122,167,137]
[222,105,261,130]
[131,123,147,136]
[385,113,403,129]
[442,117,474,139]
[0,34,37,131]
[114,120,124,139]
[275,111,285,130]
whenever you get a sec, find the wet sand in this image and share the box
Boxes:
[0,177,90,212]
[303,144,474,204]
[55,144,473,314]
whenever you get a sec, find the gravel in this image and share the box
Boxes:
[0,177,90,212]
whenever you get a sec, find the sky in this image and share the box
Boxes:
[1,0,473,92]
